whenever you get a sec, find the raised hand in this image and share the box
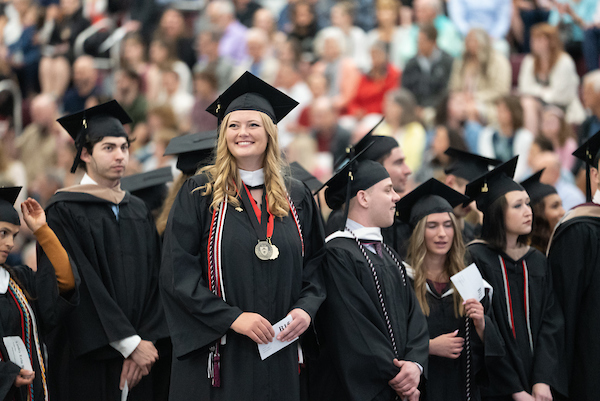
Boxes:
[21,198,46,233]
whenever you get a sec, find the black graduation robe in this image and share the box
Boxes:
[40,190,169,401]
[467,243,566,399]
[547,203,600,400]
[325,208,412,259]
[405,269,504,401]
[311,236,429,401]
[0,261,79,401]
[462,221,481,244]
[160,174,325,401]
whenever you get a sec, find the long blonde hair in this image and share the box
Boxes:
[200,112,290,217]
[407,212,466,317]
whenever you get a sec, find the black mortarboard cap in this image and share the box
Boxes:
[206,71,298,124]
[520,169,557,206]
[164,130,218,175]
[572,130,600,201]
[465,156,524,214]
[324,159,390,210]
[444,148,501,182]
[333,117,392,169]
[120,167,173,213]
[289,162,322,193]
[0,187,22,226]
[57,100,132,174]
[396,178,470,228]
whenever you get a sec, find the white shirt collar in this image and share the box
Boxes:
[0,266,9,294]
[80,173,99,186]
[239,168,265,187]
[593,189,600,206]
[326,219,383,243]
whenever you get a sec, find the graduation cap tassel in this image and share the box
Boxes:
[340,170,354,232]
[586,162,592,203]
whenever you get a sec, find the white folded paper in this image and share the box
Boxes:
[450,263,485,302]
[258,315,298,360]
[3,336,33,371]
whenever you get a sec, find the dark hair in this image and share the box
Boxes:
[529,199,552,253]
[79,135,134,171]
[497,95,524,132]
[419,23,437,42]
[481,195,529,251]
[533,135,554,152]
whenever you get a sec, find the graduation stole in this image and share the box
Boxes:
[345,227,406,359]
[498,256,534,354]
[206,190,304,387]
[7,278,48,401]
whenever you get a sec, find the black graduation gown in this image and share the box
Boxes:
[405,275,504,401]
[325,208,412,259]
[40,191,169,401]
[547,204,600,400]
[462,221,481,244]
[311,237,429,401]
[160,174,325,401]
[0,262,78,401]
[467,243,566,399]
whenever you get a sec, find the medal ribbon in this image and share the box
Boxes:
[239,183,274,242]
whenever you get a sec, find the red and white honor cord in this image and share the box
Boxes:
[498,256,534,354]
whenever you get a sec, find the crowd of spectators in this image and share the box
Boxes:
[0,0,599,262]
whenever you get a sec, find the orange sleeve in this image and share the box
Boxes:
[34,224,75,293]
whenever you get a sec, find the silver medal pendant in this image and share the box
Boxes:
[255,240,273,261]
[269,244,279,260]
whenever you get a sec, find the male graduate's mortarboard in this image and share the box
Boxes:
[444,148,502,182]
[464,156,524,215]
[57,100,133,174]
[520,169,558,206]
[333,117,395,169]
[396,178,470,228]
[164,130,218,175]
[120,167,174,213]
[324,159,390,211]
[289,162,323,193]
[206,71,298,124]
[572,130,600,202]
[0,187,22,226]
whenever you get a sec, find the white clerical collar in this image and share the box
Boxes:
[239,168,265,187]
[326,219,383,243]
[80,173,99,186]
[593,189,600,206]
[0,266,9,294]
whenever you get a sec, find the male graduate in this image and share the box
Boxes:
[547,130,600,400]
[443,148,501,243]
[313,158,429,401]
[39,100,169,400]
[325,127,413,258]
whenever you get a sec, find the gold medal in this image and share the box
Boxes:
[255,240,273,261]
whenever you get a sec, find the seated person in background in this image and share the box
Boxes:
[346,41,400,121]
[402,23,453,109]
[449,28,511,123]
